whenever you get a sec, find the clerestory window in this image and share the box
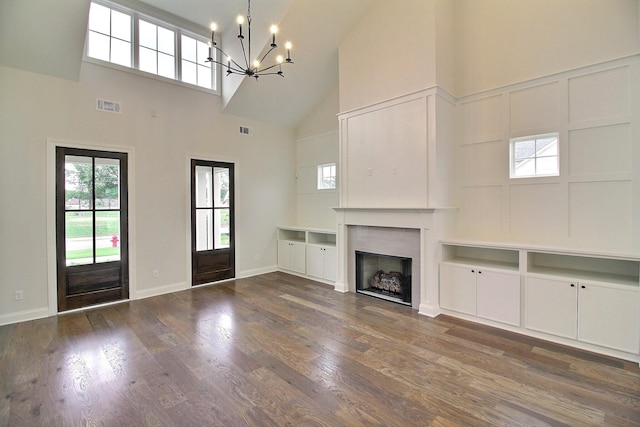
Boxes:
[86,1,216,92]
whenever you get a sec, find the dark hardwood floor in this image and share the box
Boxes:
[1,272,639,426]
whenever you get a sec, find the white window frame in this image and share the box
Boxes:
[85,0,219,94]
[509,133,559,179]
[317,163,337,190]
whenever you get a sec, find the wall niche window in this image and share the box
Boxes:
[510,133,559,178]
[317,163,336,190]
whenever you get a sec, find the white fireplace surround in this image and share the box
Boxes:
[334,207,451,317]
[349,226,420,309]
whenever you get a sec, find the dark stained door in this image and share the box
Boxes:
[56,147,129,311]
[191,160,235,285]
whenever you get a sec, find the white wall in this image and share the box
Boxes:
[339,0,437,112]
[0,63,296,324]
[455,0,640,96]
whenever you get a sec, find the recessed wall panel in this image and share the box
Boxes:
[297,166,316,194]
[456,186,504,240]
[459,140,505,186]
[510,82,560,132]
[569,181,632,249]
[461,95,503,142]
[568,124,631,176]
[510,183,566,243]
[568,66,629,123]
[346,98,428,207]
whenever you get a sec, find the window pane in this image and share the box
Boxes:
[213,167,229,207]
[95,211,120,263]
[139,47,157,74]
[215,209,230,248]
[195,166,213,207]
[514,159,535,177]
[537,156,558,175]
[66,212,94,266]
[197,65,212,88]
[89,3,110,34]
[536,138,557,156]
[111,38,131,67]
[196,209,213,251]
[182,60,197,85]
[181,35,196,62]
[139,20,157,49]
[65,155,93,210]
[95,158,120,209]
[158,53,175,79]
[158,27,174,54]
[514,140,535,161]
[88,31,110,61]
[111,10,131,41]
[196,40,209,63]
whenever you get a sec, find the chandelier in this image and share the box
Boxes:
[206,0,293,79]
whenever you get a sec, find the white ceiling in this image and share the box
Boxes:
[138,0,378,127]
[0,0,375,128]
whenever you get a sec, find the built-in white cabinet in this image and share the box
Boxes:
[440,241,640,363]
[277,227,336,283]
[277,240,306,274]
[440,245,520,326]
[307,245,337,282]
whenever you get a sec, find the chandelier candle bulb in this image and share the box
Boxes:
[270,25,278,47]
[237,16,244,38]
[285,42,292,62]
[210,23,217,45]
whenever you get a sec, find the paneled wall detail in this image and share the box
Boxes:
[338,88,455,209]
[296,130,339,229]
[454,56,639,253]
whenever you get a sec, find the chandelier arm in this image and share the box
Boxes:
[255,71,285,77]
[207,60,248,75]
[256,63,284,73]
[258,46,278,65]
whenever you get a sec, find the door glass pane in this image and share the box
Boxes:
[196,209,213,251]
[96,211,121,263]
[95,158,120,209]
[195,166,213,207]
[65,155,93,210]
[215,208,230,248]
[66,212,94,266]
[213,167,229,207]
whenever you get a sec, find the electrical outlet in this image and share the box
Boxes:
[152,270,159,278]
[15,290,23,301]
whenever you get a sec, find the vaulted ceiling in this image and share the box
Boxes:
[0,0,376,128]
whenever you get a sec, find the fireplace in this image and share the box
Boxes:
[356,251,412,306]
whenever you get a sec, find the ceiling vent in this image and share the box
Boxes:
[96,99,121,114]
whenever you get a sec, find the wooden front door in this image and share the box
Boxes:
[56,147,129,312]
[191,160,235,285]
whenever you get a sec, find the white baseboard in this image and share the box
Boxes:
[334,280,348,293]
[0,307,51,326]
[237,265,277,278]
[418,302,440,318]
[134,281,187,300]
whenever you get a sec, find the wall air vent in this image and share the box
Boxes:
[96,99,121,114]
[239,126,250,135]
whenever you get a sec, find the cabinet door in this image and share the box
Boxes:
[277,240,292,270]
[525,277,577,339]
[440,264,476,315]
[323,247,337,282]
[476,270,521,326]
[290,242,306,274]
[578,283,640,354]
[306,245,324,279]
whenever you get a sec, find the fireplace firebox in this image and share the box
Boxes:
[355,251,412,305]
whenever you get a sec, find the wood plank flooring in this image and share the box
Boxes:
[1,272,639,426]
